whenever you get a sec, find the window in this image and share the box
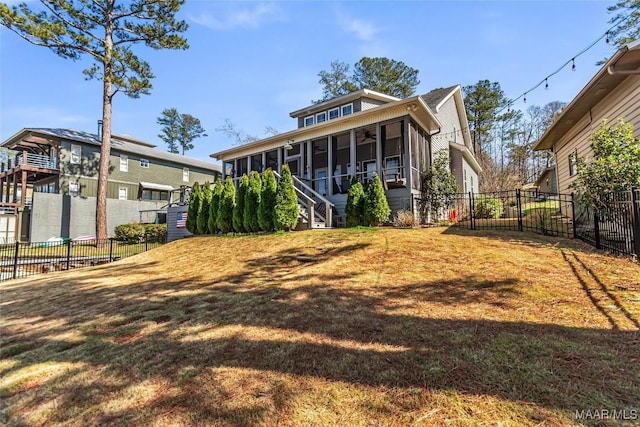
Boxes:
[141,189,168,201]
[70,144,81,164]
[304,115,314,127]
[140,158,149,168]
[316,112,327,123]
[182,167,189,182]
[120,154,128,172]
[69,182,79,197]
[384,156,401,182]
[568,150,578,176]
[328,108,340,120]
[118,187,127,200]
[341,103,353,116]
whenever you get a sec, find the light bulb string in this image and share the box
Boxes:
[500,14,627,113]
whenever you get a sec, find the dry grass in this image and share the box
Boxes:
[1,227,639,426]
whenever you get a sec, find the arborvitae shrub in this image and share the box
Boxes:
[346,176,365,227]
[186,182,200,234]
[258,168,277,232]
[364,175,391,226]
[217,177,235,233]
[197,181,212,234]
[244,170,262,232]
[273,164,299,231]
[233,174,248,233]
[208,179,223,234]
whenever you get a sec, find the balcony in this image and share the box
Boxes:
[16,153,58,170]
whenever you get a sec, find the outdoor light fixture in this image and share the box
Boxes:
[284,140,294,150]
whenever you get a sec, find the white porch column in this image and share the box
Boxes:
[327,135,333,196]
[404,119,412,190]
[306,140,312,181]
[375,123,382,178]
[349,129,356,181]
[246,155,251,173]
[277,148,282,172]
[261,152,266,173]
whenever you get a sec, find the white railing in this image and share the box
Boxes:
[17,153,58,169]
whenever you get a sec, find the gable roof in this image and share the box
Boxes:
[2,128,221,172]
[421,85,459,111]
[534,39,640,151]
[289,88,401,118]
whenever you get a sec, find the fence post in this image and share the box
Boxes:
[469,191,475,230]
[594,210,601,250]
[109,238,114,262]
[631,187,640,258]
[12,241,19,279]
[66,238,71,271]
[145,234,149,252]
[516,189,523,232]
[571,193,577,239]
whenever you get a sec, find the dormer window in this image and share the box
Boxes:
[328,108,340,120]
[304,115,314,127]
[316,112,327,123]
[341,103,353,116]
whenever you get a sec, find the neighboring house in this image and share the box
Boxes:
[0,128,221,242]
[533,40,640,195]
[535,166,558,194]
[210,86,480,227]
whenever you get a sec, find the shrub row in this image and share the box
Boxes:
[187,165,299,235]
[114,223,167,243]
[345,175,391,227]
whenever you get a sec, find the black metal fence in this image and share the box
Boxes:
[425,190,576,238]
[573,187,640,258]
[416,187,640,258]
[0,236,164,282]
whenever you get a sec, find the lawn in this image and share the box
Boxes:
[1,227,639,426]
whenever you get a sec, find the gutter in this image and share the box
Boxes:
[607,65,640,75]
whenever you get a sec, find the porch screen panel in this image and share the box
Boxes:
[410,123,420,190]
[356,125,376,185]
[265,150,278,171]
[382,120,405,185]
[236,158,248,178]
[312,138,329,196]
[331,132,351,194]
[251,154,262,173]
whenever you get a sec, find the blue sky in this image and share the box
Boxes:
[0,1,620,163]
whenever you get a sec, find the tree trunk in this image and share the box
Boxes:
[96,3,114,244]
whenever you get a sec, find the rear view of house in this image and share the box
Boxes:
[211,86,480,226]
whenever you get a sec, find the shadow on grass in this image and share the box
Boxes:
[1,238,639,425]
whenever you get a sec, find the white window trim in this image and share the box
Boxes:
[316,111,327,123]
[341,103,353,116]
[70,144,81,164]
[69,182,79,197]
[118,186,127,200]
[182,167,189,182]
[304,115,314,127]
[328,107,340,120]
[140,158,149,168]
[120,154,128,172]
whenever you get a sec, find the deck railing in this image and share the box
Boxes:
[17,152,58,170]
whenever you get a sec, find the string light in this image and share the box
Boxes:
[498,14,627,114]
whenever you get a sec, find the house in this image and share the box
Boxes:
[0,128,221,242]
[210,86,480,227]
[535,166,558,194]
[533,40,640,195]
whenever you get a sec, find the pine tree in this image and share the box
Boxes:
[186,182,200,234]
[364,175,391,226]
[217,177,235,233]
[244,171,262,232]
[274,164,300,231]
[233,174,248,233]
[197,181,212,234]
[346,176,365,227]
[258,168,277,232]
[208,179,223,234]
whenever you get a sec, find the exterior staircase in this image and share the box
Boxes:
[273,171,335,229]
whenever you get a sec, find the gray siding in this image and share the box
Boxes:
[30,192,165,241]
[167,205,192,242]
